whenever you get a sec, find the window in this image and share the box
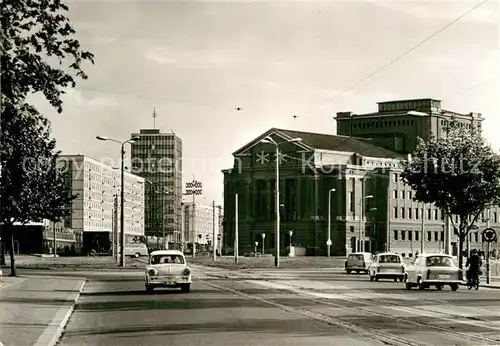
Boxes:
[394,230,398,240]
[495,212,498,223]
[408,208,412,219]
[426,256,454,267]
[393,173,398,183]
[434,232,439,241]
[441,210,445,220]
[401,191,405,199]
[401,230,406,241]
[408,230,413,241]
[393,190,398,199]
[474,232,479,242]
[434,209,438,220]
[349,226,355,233]
[394,207,398,218]
[415,230,419,241]
[415,208,419,219]
[401,207,405,219]
[408,191,413,200]
[427,231,432,241]
[349,192,354,212]
[427,208,431,220]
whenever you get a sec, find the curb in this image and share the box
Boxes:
[32,278,87,346]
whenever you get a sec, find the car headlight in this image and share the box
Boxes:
[183,268,191,276]
[148,268,157,276]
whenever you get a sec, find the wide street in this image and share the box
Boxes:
[16,265,500,346]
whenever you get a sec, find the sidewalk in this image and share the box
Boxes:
[0,275,86,346]
[2,254,146,270]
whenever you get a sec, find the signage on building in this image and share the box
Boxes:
[483,228,497,243]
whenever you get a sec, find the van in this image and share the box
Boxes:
[345,252,373,274]
[122,243,149,258]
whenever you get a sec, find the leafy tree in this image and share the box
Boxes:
[401,122,500,269]
[1,0,93,273]
[1,0,94,114]
[1,104,76,275]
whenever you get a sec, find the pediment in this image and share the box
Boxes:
[232,128,312,157]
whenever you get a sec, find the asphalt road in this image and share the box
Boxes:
[38,267,500,346]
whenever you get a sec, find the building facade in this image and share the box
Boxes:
[130,129,183,248]
[57,155,145,253]
[221,99,499,257]
[183,202,221,252]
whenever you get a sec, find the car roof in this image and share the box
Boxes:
[150,250,184,256]
[419,253,452,257]
[376,253,400,257]
[350,252,372,256]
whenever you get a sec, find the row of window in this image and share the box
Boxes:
[353,118,416,130]
[393,206,499,223]
[394,230,443,242]
[394,229,484,243]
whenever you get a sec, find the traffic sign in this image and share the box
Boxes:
[482,228,497,243]
[326,240,332,246]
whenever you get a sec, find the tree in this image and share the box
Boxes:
[401,122,500,269]
[1,104,76,275]
[1,0,94,114]
[1,0,93,272]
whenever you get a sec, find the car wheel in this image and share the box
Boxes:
[451,284,459,291]
[393,277,398,282]
[436,285,443,291]
[346,269,352,274]
[369,273,374,281]
[399,276,404,282]
[405,282,412,290]
[356,271,360,274]
[375,276,379,282]
[145,285,154,294]
[181,284,191,293]
[417,277,425,290]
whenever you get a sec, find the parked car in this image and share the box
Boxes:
[404,253,462,291]
[144,250,192,294]
[368,253,405,282]
[121,243,149,258]
[345,252,373,274]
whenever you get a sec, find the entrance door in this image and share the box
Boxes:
[351,237,356,252]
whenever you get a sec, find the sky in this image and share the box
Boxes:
[31,0,499,206]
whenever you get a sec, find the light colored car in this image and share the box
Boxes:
[345,252,373,274]
[123,243,149,258]
[404,253,462,291]
[368,253,405,282]
[145,250,192,294]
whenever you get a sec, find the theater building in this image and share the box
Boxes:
[221,99,500,257]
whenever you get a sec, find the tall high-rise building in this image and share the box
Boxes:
[130,129,183,248]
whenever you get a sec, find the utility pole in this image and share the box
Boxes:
[212,200,216,261]
[235,193,239,264]
[420,202,425,254]
[53,220,57,258]
[113,194,118,262]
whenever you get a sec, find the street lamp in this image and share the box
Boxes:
[358,194,374,252]
[327,188,336,258]
[261,233,266,254]
[260,136,302,267]
[368,207,377,252]
[254,241,258,253]
[96,135,140,267]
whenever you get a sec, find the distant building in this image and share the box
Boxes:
[56,155,145,253]
[221,98,499,258]
[183,202,221,252]
[130,129,183,248]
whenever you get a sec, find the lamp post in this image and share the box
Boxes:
[327,188,336,258]
[261,233,265,255]
[254,241,258,253]
[368,207,377,252]
[358,195,374,252]
[96,135,140,267]
[260,136,302,268]
[288,230,293,257]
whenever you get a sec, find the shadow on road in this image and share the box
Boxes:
[75,298,266,312]
[63,319,344,338]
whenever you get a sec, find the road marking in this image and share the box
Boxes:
[200,279,428,346]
